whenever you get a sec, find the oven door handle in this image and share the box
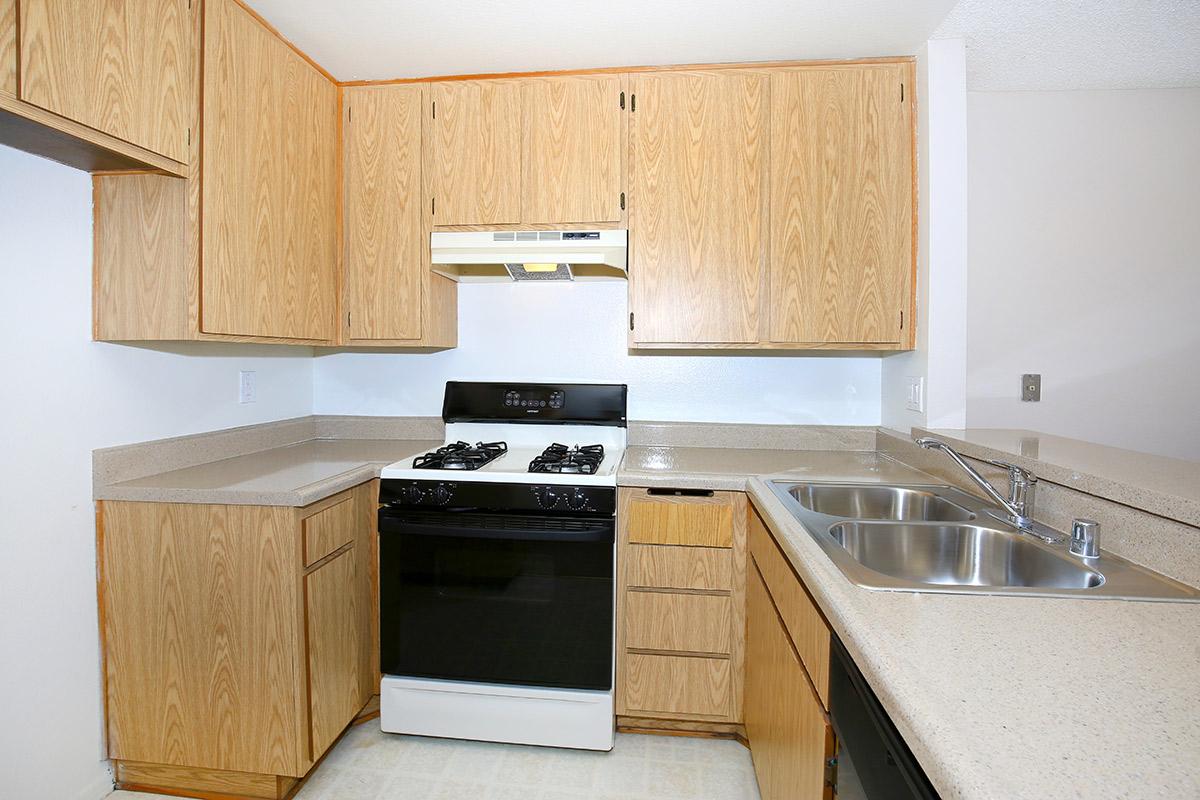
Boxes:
[379,514,615,544]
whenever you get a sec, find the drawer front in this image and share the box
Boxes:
[303,497,355,567]
[625,591,732,654]
[749,508,831,706]
[626,491,734,548]
[626,544,733,591]
[624,653,732,719]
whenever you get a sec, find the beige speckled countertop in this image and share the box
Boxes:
[95,438,440,506]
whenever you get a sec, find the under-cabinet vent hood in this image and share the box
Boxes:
[431,230,627,282]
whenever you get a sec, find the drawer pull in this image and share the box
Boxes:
[647,488,714,498]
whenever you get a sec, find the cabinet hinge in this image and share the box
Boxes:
[629,312,635,331]
[619,91,625,110]
[619,192,625,211]
[631,93,636,112]
[432,101,436,119]
[825,757,838,790]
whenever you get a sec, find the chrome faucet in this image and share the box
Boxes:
[915,437,1064,544]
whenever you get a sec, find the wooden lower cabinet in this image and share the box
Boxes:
[98,482,378,796]
[616,488,747,731]
[745,505,835,800]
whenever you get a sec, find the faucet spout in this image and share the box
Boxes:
[915,437,1018,516]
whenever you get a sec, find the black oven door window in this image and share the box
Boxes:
[379,511,614,691]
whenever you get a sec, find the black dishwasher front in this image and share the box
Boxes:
[829,636,940,800]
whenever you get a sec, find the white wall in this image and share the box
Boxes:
[881,38,969,434]
[315,281,883,425]
[965,89,1200,461]
[0,145,314,800]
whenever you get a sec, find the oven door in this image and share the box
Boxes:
[379,510,615,691]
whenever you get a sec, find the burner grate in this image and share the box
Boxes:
[528,443,605,475]
[412,441,508,471]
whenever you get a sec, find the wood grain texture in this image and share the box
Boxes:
[616,716,747,742]
[749,507,831,707]
[626,490,735,548]
[18,0,189,161]
[201,0,336,341]
[100,500,308,776]
[625,590,733,654]
[429,79,521,225]
[768,64,912,345]
[304,546,361,761]
[629,70,765,344]
[626,544,733,591]
[114,760,286,800]
[343,84,424,341]
[521,74,622,224]
[0,0,14,97]
[302,497,355,568]
[624,654,732,719]
[745,562,834,800]
[93,174,190,341]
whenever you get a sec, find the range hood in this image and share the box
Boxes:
[431,230,627,282]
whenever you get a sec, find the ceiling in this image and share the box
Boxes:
[934,0,1200,90]
[245,0,958,81]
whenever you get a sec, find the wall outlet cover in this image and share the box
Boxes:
[238,370,257,404]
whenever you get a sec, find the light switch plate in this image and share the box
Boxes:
[238,370,257,404]
[1021,374,1041,402]
[905,376,925,412]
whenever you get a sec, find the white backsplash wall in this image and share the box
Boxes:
[314,281,882,424]
[965,88,1200,461]
[0,145,314,800]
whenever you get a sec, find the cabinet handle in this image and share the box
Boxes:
[646,488,714,498]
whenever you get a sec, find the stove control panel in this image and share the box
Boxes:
[396,481,458,507]
[380,479,616,516]
[503,388,565,410]
[530,485,596,512]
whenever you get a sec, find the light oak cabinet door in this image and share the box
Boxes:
[521,75,623,224]
[746,562,834,800]
[201,0,337,341]
[305,545,363,761]
[17,0,189,162]
[769,64,913,345]
[429,80,522,225]
[628,70,766,345]
[0,0,15,97]
[344,84,425,341]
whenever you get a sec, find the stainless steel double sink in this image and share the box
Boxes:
[768,481,1200,601]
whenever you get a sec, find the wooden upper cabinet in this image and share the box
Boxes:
[0,0,15,97]
[17,0,189,162]
[201,0,337,341]
[521,75,623,224]
[429,80,522,226]
[629,70,766,345]
[769,64,913,345]
[344,84,425,341]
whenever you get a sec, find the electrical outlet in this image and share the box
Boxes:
[238,370,257,404]
[1021,374,1041,402]
[905,376,925,413]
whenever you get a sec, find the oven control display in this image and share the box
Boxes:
[503,388,565,410]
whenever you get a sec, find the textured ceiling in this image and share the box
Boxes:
[245,0,957,81]
[934,0,1200,90]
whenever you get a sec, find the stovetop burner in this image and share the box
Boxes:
[528,443,605,475]
[412,441,508,471]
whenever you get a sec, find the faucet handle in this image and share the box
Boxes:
[984,459,1037,485]
[1069,518,1101,558]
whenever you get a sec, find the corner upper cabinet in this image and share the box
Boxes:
[428,80,522,226]
[201,0,337,341]
[521,75,624,225]
[16,0,189,162]
[342,84,457,346]
[628,70,767,345]
[768,63,914,347]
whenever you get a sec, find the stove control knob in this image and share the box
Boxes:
[567,489,589,510]
[433,483,454,505]
[404,483,425,504]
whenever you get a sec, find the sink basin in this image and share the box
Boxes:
[828,522,1104,589]
[787,483,975,522]
[767,479,1200,601]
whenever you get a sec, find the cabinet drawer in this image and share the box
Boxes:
[626,490,734,548]
[626,544,733,591]
[303,498,355,567]
[624,653,732,719]
[625,591,732,654]
[749,508,831,706]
